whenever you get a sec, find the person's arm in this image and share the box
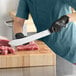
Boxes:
[13,0,29,39]
[13,16,28,40]
[13,17,25,34]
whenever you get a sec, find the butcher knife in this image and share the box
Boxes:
[9,15,69,46]
[9,29,51,46]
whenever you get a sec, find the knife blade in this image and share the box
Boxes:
[9,29,51,46]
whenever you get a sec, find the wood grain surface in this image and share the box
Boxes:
[0,41,56,68]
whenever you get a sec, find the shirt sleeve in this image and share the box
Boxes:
[62,0,76,10]
[16,0,29,19]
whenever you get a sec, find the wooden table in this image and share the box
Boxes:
[0,41,56,68]
[0,66,56,76]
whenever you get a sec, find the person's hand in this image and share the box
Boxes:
[49,15,69,33]
[15,33,29,45]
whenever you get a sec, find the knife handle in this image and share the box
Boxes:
[49,15,69,33]
[15,33,29,45]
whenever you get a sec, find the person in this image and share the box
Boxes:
[13,0,76,64]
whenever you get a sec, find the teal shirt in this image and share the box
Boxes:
[16,0,76,63]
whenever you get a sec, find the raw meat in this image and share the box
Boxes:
[0,36,39,55]
[0,36,10,46]
[0,36,15,55]
[0,46,15,55]
[17,41,39,51]
[0,39,10,46]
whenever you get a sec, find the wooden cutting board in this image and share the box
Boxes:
[0,41,56,68]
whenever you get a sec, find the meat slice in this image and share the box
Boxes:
[0,36,15,55]
[0,36,10,46]
[0,46,8,55]
[17,41,39,51]
[8,47,15,54]
[0,46,15,55]
[0,39,10,46]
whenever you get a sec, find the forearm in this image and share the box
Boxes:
[13,17,25,34]
[67,12,76,22]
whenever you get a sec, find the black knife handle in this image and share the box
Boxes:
[15,33,29,45]
[49,15,69,33]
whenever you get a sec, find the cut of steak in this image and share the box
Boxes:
[0,36,10,46]
[0,46,15,55]
[8,47,15,54]
[17,41,39,51]
[0,36,15,55]
[0,39,10,46]
[0,46,8,55]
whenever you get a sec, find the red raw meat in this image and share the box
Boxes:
[0,36,10,46]
[17,41,39,51]
[0,46,8,55]
[0,46,15,55]
[0,36,15,55]
[8,47,15,54]
[0,39,10,46]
